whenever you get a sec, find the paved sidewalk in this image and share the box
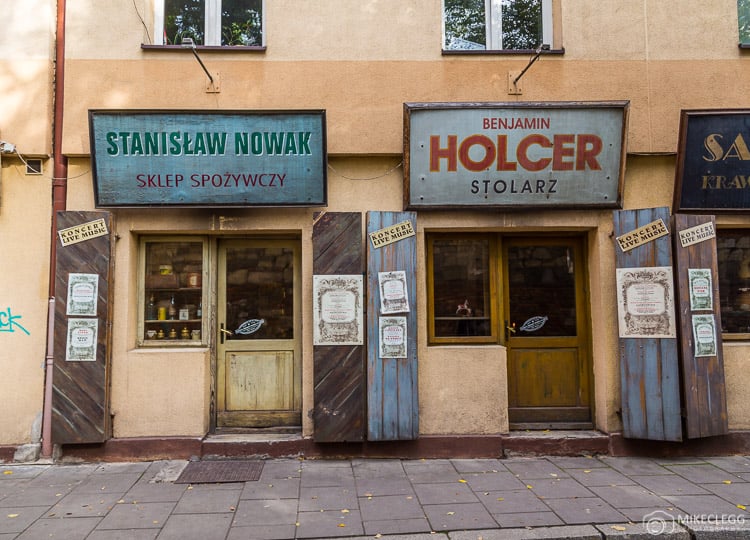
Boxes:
[1,455,749,539]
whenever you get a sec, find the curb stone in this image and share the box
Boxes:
[596,522,690,539]
[448,525,601,540]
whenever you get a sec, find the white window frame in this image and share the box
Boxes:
[443,0,552,51]
[154,0,265,46]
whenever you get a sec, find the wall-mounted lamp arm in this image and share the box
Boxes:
[181,37,214,84]
[513,43,550,86]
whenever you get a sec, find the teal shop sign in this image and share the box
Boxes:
[89,110,327,207]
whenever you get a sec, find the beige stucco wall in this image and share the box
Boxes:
[0,158,51,445]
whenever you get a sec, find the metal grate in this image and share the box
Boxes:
[175,460,264,484]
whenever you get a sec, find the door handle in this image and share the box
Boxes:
[505,321,516,340]
[220,324,233,344]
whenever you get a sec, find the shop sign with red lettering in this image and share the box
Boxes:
[89,110,327,208]
[404,102,628,209]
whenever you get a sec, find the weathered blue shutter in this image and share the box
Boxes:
[366,211,418,441]
[613,207,682,441]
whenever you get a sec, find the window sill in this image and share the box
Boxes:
[442,47,564,56]
[740,43,750,49]
[141,44,266,53]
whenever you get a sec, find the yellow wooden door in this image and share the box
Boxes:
[217,239,301,428]
[503,237,591,429]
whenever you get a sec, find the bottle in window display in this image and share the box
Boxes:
[147,294,156,320]
[168,295,177,320]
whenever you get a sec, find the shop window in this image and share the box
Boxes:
[717,230,750,337]
[427,234,497,344]
[155,0,264,46]
[443,0,553,51]
[740,0,750,46]
[139,238,206,346]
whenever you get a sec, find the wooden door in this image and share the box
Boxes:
[504,237,591,429]
[217,239,301,428]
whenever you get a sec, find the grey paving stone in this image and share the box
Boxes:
[524,477,594,499]
[295,508,364,538]
[667,464,746,484]
[0,465,50,480]
[80,530,159,540]
[48,491,122,517]
[567,467,637,487]
[301,459,351,470]
[591,484,668,508]
[495,511,565,528]
[449,524,602,539]
[258,459,303,480]
[93,462,151,475]
[352,458,406,478]
[94,501,175,530]
[226,523,298,540]
[549,456,610,469]
[298,485,358,511]
[701,479,750,505]
[71,472,141,494]
[157,512,233,540]
[29,464,98,486]
[596,521,690,539]
[599,456,672,475]
[544,496,627,524]
[240,477,299,499]
[423,502,497,531]
[119,480,188,503]
[619,506,691,523]
[15,516,100,540]
[231,498,298,526]
[503,459,570,479]
[474,489,551,514]
[450,459,506,473]
[414,482,479,504]
[173,483,241,513]
[664,494,750,516]
[300,467,355,488]
[704,456,750,474]
[355,476,416,497]
[462,471,528,492]
[0,506,51,534]
[653,457,712,466]
[632,473,711,495]
[0,485,70,507]
[363,517,432,536]
[358,494,426,521]
[403,460,461,484]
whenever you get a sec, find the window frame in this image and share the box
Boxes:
[137,235,208,348]
[442,0,554,52]
[716,228,750,340]
[426,233,500,345]
[153,0,266,48]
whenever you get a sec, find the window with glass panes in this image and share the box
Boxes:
[443,0,552,51]
[717,230,750,336]
[155,0,263,46]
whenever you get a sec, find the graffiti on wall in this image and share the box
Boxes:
[0,307,30,335]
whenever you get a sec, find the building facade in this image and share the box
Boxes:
[2,0,750,461]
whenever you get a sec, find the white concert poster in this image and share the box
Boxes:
[615,266,676,338]
[66,273,99,316]
[313,275,363,345]
[65,318,98,362]
[378,270,409,314]
[379,316,407,358]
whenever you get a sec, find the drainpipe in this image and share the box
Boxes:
[41,0,68,459]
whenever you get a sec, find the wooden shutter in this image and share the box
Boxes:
[312,212,365,442]
[613,207,682,441]
[366,211,418,441]
[672,214,728,439]
[52,211,113,444]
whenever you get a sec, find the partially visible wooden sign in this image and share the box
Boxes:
[672,214,728,439]
[613,207,682,441]
[52,211,113,444]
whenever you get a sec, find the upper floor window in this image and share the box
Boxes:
[154,0,264,47]
[443,0,552,51]
[739,0,750,46]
